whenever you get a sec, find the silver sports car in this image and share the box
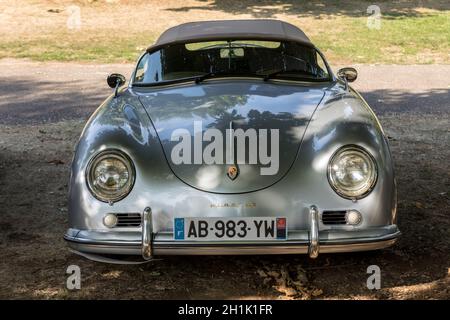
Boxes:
[65,20,400,263]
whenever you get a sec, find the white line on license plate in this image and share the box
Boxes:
[173,217,287,241]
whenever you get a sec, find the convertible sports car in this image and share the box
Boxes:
[64,20,400,262]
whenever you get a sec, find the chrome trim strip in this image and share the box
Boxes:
[64,225,401,259]
[69,249,150,265]
[64,228,400,244]
[66,237,398,257]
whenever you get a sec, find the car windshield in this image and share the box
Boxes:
[133,40,330,85]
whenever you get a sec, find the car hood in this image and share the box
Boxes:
[137,81,325,193]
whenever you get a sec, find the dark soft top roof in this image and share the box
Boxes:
[147,19,312,52]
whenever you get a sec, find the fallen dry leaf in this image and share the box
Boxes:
[256,269,267,278]
[47,159,64,165]
[311,288,323,297]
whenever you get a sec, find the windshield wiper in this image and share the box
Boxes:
[194,71,231,84]
[263,69,316,81]
[133,70,325,87]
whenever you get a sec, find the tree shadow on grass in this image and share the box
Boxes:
[165,0,450,19]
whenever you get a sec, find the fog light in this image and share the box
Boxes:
[103,213,118,228]
[346,210,362,225]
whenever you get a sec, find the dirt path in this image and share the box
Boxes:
[0,60,449,299]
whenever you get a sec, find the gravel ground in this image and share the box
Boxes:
[0,59,448,299]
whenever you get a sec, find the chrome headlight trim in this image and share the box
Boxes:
[86,149,135,203]
[327,145,378,200]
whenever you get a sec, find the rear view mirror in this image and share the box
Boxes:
[107,73,126,88]
[337,67,357,82]
[220,48,244,58]
[107,73,126,98]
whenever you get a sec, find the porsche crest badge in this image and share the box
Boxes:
[227,165,239,180]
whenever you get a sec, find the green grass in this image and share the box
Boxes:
[312,13,450,64]
[1,13,449,64]
[0,31,156,63]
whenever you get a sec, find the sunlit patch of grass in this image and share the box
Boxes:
[0,30,157,63]
[312,13,450,64]
[0,11,448,64]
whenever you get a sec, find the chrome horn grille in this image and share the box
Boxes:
[115,213,141,227]
[321,211,347,225]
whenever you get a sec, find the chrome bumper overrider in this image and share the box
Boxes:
[64,206,400,261]
[309,205,320,258]
[142,207,153,260]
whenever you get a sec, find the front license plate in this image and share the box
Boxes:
[173,217,287,241]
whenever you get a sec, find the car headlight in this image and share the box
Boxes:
[86,150,135,202]
[327,146,377,199]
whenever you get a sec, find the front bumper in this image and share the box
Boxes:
[65,207,400,261]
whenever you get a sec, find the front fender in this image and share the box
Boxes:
[68,91,172,229]
[286,83,397,228]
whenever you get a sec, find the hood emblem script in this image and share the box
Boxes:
[227,165,239,180]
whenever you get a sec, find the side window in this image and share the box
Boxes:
[134,54,149,83]
[134,52,163,84]
[316,52,329,78]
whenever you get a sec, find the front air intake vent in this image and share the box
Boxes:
[321,211,347,225]
[115,213,141,227]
